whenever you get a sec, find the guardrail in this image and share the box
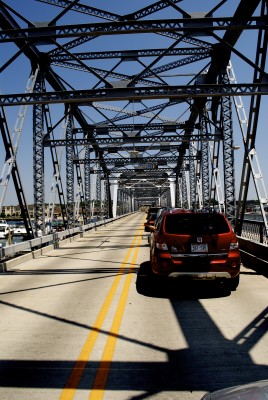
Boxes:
[240,218,268,245]
[238,218,268,273]
[0,215,127,262]
[1,215,267,269]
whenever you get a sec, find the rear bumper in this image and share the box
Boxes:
[151,252,240,279]
[168,271,233,279]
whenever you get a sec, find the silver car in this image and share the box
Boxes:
[201,379,268,399]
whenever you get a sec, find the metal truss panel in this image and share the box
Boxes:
[221,75,236,225]
[43,134,221,147]
[66,113,75,227]
[0,17,265,43]
[200,116,210,209]
[0,0,267,225]
[0,106,34,239]
[35,0,184,22]
[1,84,268,106]
[51,47,210,62]
[84,143,91,222]
[33,72,45,235]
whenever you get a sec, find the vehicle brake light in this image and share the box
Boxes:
[229,241,239,250]
[156,242,168,250]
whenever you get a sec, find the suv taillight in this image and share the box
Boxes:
[156,242,168,250]
[230,241,239,250]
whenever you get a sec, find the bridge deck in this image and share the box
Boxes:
[0,213,267,400]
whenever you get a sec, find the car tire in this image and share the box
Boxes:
[227,275,240,291]
[136,262,154,294]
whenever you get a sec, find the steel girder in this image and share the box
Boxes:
[0,0,112,223]
[0,0,266,223]
[0,17,265,43]
[33,71,45,235]
[0,106,34,239]
[95,162,101,215]
[236,0,268,234]
[44,103,70,229]
[75,122,187,132]
[75,155,198,166]
[1,83,268,106]
[65,113,75,227]
[50,47,210,62]
[188,142,197,209]
[200,116,210,209]
[35,0,184,23]
[84,143,91,221]
[221,76,236,225]
[43,134,221,147]
[181,161,189,209]
[51,52,211,88]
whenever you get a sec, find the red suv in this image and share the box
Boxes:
[149,209,241,290]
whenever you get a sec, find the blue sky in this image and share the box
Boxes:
[1,0,268,206]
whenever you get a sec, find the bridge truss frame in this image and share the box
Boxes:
[0,0,268,236]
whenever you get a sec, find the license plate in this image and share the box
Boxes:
[191,244,208,252]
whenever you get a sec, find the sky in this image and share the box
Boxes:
[1,0,268,207]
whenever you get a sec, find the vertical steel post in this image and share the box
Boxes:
[66,112,74,228]
[200,116,210,208]
[33,70,45,235]
[84,144,91,222]
[222,73,236,225]
[189,142,197,209]
[181,163,188,209]
[96,162,101,217]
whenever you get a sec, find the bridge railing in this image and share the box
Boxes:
[238,218,268,271]
[0,215,129,264]
[240,218,268,245]
[1,215,267,268]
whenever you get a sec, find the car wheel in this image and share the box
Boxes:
[227,275,240,291]
[136,262,153,294]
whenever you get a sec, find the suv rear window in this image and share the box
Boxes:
[164,213,230,235]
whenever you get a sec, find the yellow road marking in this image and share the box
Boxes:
[89,231,143,400]
[59,221,143,400]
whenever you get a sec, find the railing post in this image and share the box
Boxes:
[260,222,263,244]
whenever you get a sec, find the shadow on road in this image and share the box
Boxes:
[135,261,268,393]
[136,261,231,299]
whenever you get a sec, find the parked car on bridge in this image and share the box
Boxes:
[148,209,241,290]
[200,379,268,399]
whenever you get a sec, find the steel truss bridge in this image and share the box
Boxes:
[0,0,268,239]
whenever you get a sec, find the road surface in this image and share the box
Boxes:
[0,212,267,400]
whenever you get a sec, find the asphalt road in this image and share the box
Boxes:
[0,212,267,400]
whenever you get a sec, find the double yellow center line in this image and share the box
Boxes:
[59,222,143,400]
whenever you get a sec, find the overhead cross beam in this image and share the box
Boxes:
[0,0,266,222]
[0,16,266,43]
[1,83,267,106]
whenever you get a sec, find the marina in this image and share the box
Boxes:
[0,220,31,248]
[0,220,26,247]
[0,220,12,240]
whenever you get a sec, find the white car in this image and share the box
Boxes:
[201,379,268,399]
